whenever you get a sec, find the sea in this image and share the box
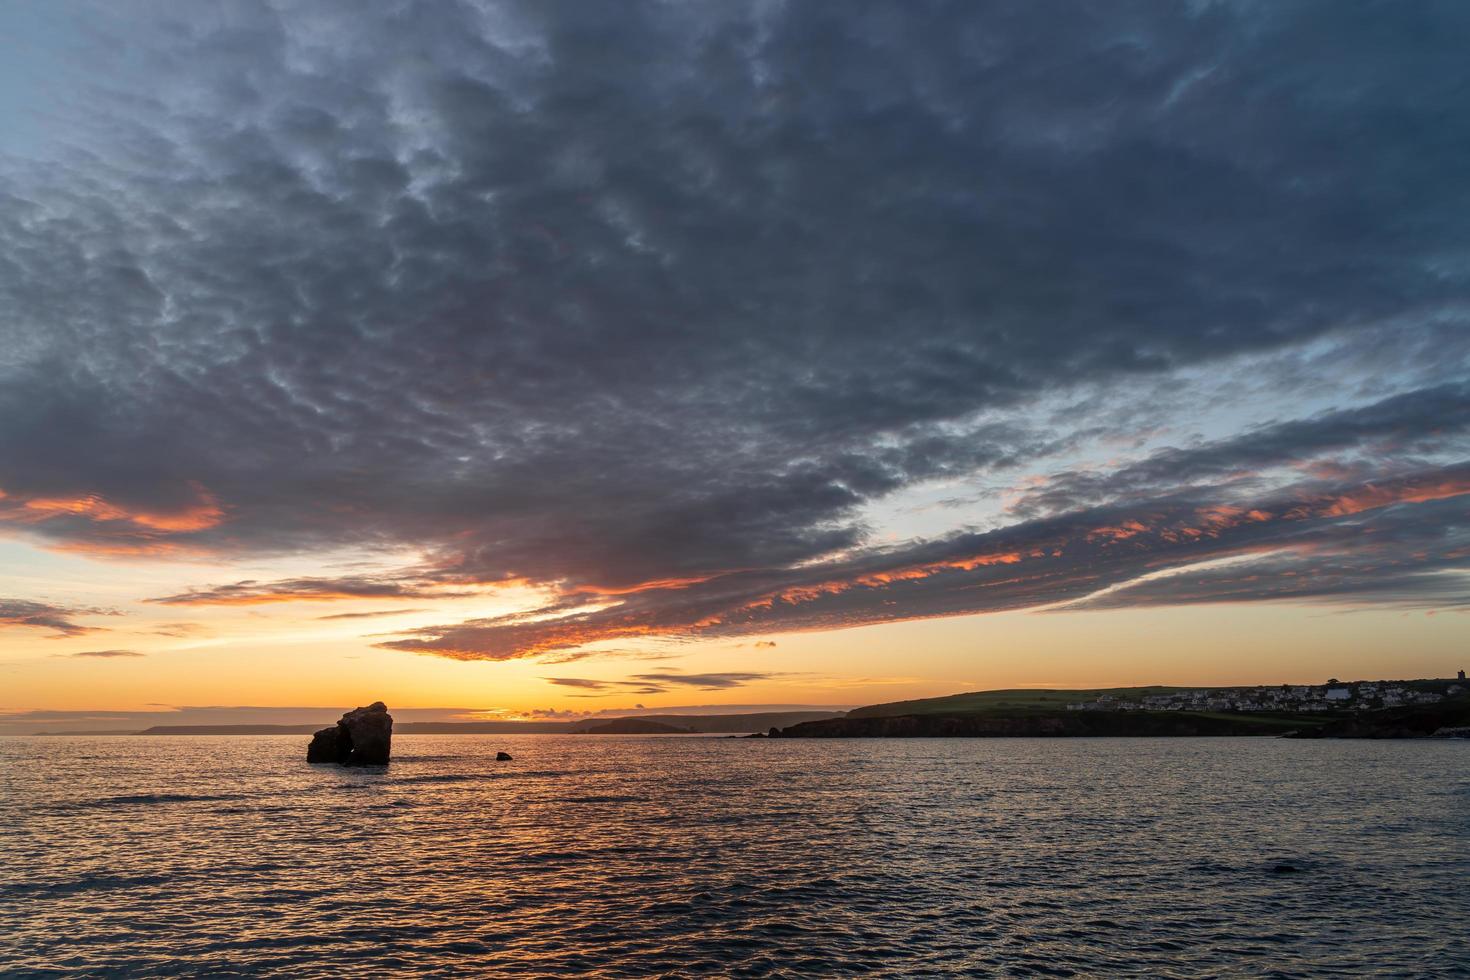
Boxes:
[2,735,1467,977]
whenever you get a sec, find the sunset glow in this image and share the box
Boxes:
[1,0,1466,735]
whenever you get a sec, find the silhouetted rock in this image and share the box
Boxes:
[306,701,393,765]
[496,751,513,761]
[306,726,342,763]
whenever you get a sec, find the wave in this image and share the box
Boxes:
[3,874,173,898]
[64,792,250,809]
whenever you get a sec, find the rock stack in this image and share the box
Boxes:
[307,701,393,766]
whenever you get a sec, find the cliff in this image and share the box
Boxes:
[1285,698,1470,739]
[771,710,1305,738]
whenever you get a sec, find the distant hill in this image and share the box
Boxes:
[395,721,573,734]
[577,718,693,735]
[138,724,320,735]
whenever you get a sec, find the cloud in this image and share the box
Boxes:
[149,579,472,606]
[516,707,593,720]
[0,2,1466,662]
[0,484,223,558]
[1010,383,1470,518]
[383,464,1470,659]
[631,671,776,690]
[315,608,430,621]
[545,670,778,696]
[65,649,145,659]
[544,677,614,691]
[150,622,208,637]
[1067,495,1470,612]
[0,599,109,638]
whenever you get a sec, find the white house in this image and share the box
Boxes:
[1325,687,1351,701]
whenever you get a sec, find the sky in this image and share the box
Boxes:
[1,1,1468,731]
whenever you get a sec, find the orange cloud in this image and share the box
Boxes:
[576,575,715,596]
[737,550,1035,611]
[1086,520,1151,542]
[1319,474,1470,517]
[392,619,660,661]
[0,483,224,533]
[161,590,391,606]
[48,539,209,559]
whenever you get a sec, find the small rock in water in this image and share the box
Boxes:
[307,701,393,766]
[496,751,513,761]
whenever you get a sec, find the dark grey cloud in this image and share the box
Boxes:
[1012,383,1470,518]
[1,2,1467,655]
[149,578,469,606]
[0,599,109,637]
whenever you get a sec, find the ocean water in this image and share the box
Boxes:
[1,735,1467,978]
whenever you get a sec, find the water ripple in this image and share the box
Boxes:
[0,735,1467,976]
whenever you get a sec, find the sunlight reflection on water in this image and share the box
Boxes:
[2,735,1468,976]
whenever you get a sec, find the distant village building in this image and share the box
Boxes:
[1060,675,1447,714]
[1460,669,1466,681]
